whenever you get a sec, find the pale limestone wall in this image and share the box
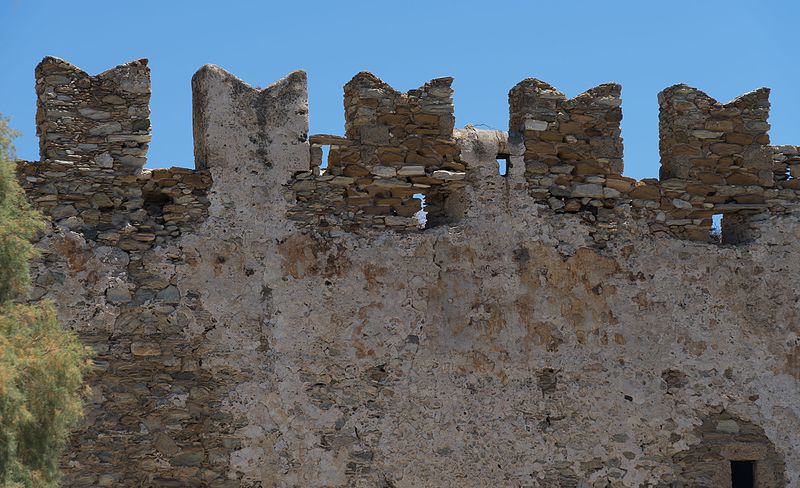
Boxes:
[17,58,800,487]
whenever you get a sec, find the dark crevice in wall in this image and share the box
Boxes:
[143,191,173,220]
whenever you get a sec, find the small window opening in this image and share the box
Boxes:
[731,460,755,488]
[710,213,723,243]
[710,211,755,245]
[320,146,330,173]
[497,154,510,176]
[413,193,427,229]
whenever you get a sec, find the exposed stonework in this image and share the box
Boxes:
[509,79,800,244]
[289,73,466,231]
[658,85,772,181]
[673,410,786,487]
[15,57,800,487]
[508,78,624,190]
[36,56,151,173]
[24,56,209,249]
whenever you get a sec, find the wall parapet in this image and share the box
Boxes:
[658,84,772,181]
[288,72,467,231]
[18,56,800,244]
[12,56,800,486]
[508,80,800,243]
[36,56,151,173]
[21,57,212,249]
[508,78,624,192]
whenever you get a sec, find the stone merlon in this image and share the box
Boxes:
[13,55,800,487]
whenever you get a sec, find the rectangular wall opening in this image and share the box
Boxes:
[309,143,330,175]
[731,460,755,488]
[710,213,723,243]
[320,146,330,172]
[413,193,427,229]
[497,154,510,176]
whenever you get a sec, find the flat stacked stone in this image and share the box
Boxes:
[36,56,150,172]
[14,57,800,486]
[508,78,625,208]
[21,57,211,247]
[653,85,775,241]
[658,85,772,182]
[774,145,800,188]
[289,72,466,231]
[507,80,800,243]
[17,57,220,486]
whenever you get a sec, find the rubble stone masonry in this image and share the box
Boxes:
[289,72,465,231]
[14,57,800,487]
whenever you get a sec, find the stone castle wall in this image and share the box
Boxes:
[14,56,800,487]
[290,72,465,231]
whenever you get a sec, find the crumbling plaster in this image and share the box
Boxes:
[17,57,800,487]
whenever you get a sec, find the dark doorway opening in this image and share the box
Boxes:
[731,460,755,488]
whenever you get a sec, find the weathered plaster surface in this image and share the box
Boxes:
[18,58,800,487]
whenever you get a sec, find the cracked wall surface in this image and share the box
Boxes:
[15,57,800,487]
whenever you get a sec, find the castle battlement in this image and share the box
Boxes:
[14,57,800,486]
[18,57,800,246]
[35,56,151,172]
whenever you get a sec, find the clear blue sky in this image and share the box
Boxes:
[1,0,796,180]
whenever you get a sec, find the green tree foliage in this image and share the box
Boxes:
[0,116,90,487]
[0,119,40,304]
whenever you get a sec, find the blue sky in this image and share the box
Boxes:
[1,0,796,180]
